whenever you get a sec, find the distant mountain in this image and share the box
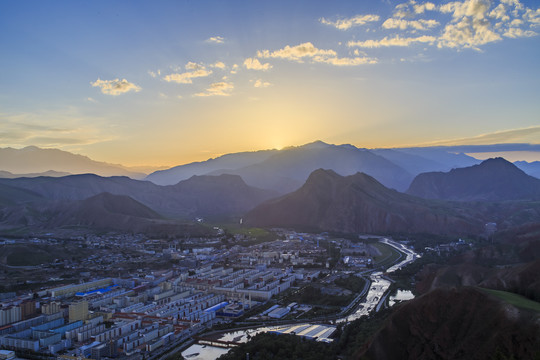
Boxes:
[0,170,71,178]
[210,141,414,193]
[407,158,540,201]
[372,147,480,176]
[146,149,277,185]
[0,146,145,179]
[244,169,482,235]
[0,183,44,206]
[45,192,166,232]
[0,173,276,220]
[359,287,540,360]
[515,160,540,179]
[165,174,278,217]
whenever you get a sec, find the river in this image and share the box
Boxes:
[181,238,419,359]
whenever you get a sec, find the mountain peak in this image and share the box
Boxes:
[301,140,331,149]
[407,157,540,201]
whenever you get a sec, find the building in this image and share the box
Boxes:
[69,301,88,322]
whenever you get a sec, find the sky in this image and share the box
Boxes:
[1,0,539,167]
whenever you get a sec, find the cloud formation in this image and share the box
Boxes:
[257,42,376,66]
[320,14,380,30]
[0,112,114,150]
[254,79,272,88]
[382,18,439,30]
[91,78,141,95]
[348,35,436,48]
[195,82,234,97]
[328,0,539,52]
[206,36,224,44]
[163,63,212,84]
[244,58,272,70]
[426,126,540,146]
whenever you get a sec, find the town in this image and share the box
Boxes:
[0,228,422,360]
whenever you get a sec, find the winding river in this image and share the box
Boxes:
[181,238,420,359]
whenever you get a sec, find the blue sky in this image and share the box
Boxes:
[1,0,539,166]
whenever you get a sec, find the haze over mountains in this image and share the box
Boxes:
[0,146,146,179]
[1,142,540,236]
[3,142,540,194]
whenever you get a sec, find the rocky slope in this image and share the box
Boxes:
[245,169,483,235]
[407,157,540,201]
[358,287,540,360]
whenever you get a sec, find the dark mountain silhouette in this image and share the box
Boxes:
[210,141,414,193]
[358,287,540,360]
[165,174,277,217]
[407,157,540,201]
[0,146,145,178]
[46,193,160,231]
[0,183,44,206]
[416,260,540,302]
[244,169,482,235]
[0,173,276,220]
[42,192,211,235]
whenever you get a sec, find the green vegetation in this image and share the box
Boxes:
[370,242,401,269]
[217,309,393,360]
[4,245,56,266]
[479,288,540,313]
[334,275,367,293]
[280,285,352,307]
[217,333,336,360]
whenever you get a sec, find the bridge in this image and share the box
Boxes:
[193,336,241,348]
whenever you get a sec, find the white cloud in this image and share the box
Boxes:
[195,82,234,97]
[313,56,378,65]
[244,58,272,70]
[439,0,491,20]
[503,27,537,37]
[257,42,336,62]
[185,62,204,70]
[206,36,225,44]
[382,18,439,30]
[320,14,380,30]
[91,78,141,95]
[148,70,161,78]
[348,35,436,48]
[257,42,376,66]
[437,0,504,49]
[163,63,212,84]
[413,2,436,14]
[211,61,226,69]
[254,79,272,88]
[524,8,540,26]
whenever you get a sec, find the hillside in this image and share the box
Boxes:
[0,173,277,221]
[407,157,540,201]
[245,169,482,235]
[358,287,540,360]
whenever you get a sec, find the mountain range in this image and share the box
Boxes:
[244,169,486,235]
[1,143,540,236]
[3,143,540,195]
[407,157,540,201]
[0,146,146,179]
